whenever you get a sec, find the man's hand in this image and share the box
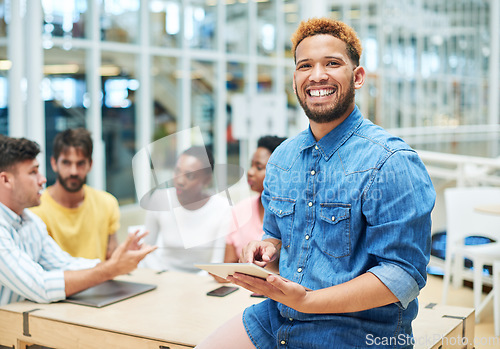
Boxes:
[228,273,310,313]
[239,239,280,268]
[106,231,157,277]
[126,228,147,251]
[64,231,156,297]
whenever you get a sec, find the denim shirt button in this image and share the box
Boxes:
[289,317,293,322]
[305,235,310,240]
[280,340,286,345]
[331,216,335,221]
[308,202,313,207]
[310,170,316,175]
[297,267,303,273]
[314,145,319,150]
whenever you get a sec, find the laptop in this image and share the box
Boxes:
[63,280,157,308]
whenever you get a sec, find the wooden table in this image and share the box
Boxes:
[413,302,474,349]
[0,269,474,349]
[0,269,262,349]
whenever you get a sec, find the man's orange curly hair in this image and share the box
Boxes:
[291,17,362,66]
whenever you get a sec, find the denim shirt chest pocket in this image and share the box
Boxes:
[268,198,295,248]
[319,203,351,258]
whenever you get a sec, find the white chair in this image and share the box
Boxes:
[494,260,500,336]
[441,187,500,322]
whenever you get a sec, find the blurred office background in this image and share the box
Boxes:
[0,0,498,210]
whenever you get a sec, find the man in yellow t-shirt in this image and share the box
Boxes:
[30,128,119,261]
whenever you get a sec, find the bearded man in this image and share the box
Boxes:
[197,18,436,349]
[31,128,119,260]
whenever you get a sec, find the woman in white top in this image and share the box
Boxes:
[141,146,230,273]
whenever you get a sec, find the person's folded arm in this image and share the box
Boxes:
[0,227,73,303]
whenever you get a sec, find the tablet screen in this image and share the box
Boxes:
[195,263,276,280]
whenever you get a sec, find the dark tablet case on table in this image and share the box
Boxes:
[63,280,157,308]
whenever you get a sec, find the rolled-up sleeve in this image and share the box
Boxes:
[32,270,66,303]
[369,262,419,309]
[0,235,66,303]
[0,214,99,305]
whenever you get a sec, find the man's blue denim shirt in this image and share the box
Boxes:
[261,106,436,330]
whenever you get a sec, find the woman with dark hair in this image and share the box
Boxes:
[223,136,286,264]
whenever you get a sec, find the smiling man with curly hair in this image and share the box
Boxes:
[197,17,435,349]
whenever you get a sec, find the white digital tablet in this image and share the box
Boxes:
[195,263,277,280]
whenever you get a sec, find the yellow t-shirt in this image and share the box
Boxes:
[30,185,120,261]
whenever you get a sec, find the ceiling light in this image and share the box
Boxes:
[0,60,12,70]
[100,65,121,76]
[44,64,79,75]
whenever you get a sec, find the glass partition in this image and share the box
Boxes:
[150,0,182,48]
[101,0,140,43]
[0,44,7,134]
[285,65,302,135]
[42,0,87,39]
[227,61,245,95]
[226,61,246,166]
[257,0,276,56]
[152,55,179,141]
[191,60,215,148]
[101,52,138,203]
[186,1,216,50]
[257,65,273,92]
[43,47,87,184]
[283,0,299,56]
[0,0,7,38]
[331,0,494,130]
[226,1,248,54]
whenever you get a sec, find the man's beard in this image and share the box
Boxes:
[298,78,355,124]
[58,173,86,193]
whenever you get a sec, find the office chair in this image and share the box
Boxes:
[441,186,500,323]
[493,260,500,336]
